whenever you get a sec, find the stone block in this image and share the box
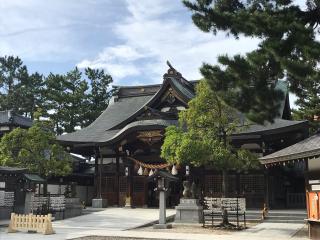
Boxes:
[175,198,203,223]
[92,198,107,208]
[153,223,172,229]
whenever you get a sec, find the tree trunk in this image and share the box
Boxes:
[220,169,234,228]
[222,169,228,197]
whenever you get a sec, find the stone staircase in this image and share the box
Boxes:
[263,209,307,223]
[226,209,307,223]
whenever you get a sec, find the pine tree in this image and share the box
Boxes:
[43,68,88,134]
[0,56,28,113]
[183,0,320,123]
[20,72,44,119]
[292,73,320,133]
[43,67,113,134]
[84,68,113,127]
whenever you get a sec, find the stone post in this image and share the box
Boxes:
[153,177,172,229]
[159,190,166,224]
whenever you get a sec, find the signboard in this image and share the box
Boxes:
[0,191,14,207]
[309,180,320,185]
[307,192,320,220]
[204,197,246,212]
[311,185,320,191]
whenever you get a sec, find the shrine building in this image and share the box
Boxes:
[57,64,309,209]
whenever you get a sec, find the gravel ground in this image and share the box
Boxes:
[133,222,257,235]
[71,237,169,240]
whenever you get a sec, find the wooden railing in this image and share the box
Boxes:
[7,213,54,235]
[287,193,306,208]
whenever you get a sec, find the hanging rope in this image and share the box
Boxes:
[126,156,170,169]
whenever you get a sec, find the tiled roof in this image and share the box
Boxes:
[57,95,152,143]
[260,133,320,164]
[237,119,308,136]
[0,166,26,173]
[0,110,32,127]
[23,173,46,183]
[57,67,296,146]
[58,119,177,144]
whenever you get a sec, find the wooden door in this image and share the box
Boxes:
[101,176,117,206]
[119,176,128,206]
[132,176,146,207]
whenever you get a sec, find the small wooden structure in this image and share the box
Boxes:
[260,133,320,239]
[203,197,246,229]
[8,213,54,235]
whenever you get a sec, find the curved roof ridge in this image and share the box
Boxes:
[109,76,194,130]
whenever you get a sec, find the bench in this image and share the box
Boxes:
[203,197,246,229]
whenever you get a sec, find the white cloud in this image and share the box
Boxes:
[77,45,144,80]
[77,0,260,83]
[0,0,124,62]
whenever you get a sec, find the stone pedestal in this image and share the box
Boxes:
[24,192,33,214]
[175,198,203,223]
[153,223,172,229]
[92,198,107,208]
[65,198,83,218]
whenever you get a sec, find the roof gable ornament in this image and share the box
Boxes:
[163,61,194,92]
[163,61,183,79]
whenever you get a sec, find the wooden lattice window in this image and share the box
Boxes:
[105,177,116,192]
[103,164,116,173]
[228,175,237,194]
[240,175,264,194]
[205,175,222,195]
[133,177,145,193]
[119,177,128,193]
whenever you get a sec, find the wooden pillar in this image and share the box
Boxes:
[99,149,103,199]
[95,147,103,199]
[264,169,269,208]
[94,155,98,198]
[129,161,133,206]
[116,150,120,206]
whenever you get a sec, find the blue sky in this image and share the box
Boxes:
[0,0,262,85]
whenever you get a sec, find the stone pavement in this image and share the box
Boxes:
[0,208,175,240]
[0,208,308,240]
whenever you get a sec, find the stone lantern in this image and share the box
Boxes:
[147,170,178,229]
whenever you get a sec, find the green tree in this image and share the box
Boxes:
[43,68,89,134]
[0,56,28,114]
[20,72,44,119]
[292,75,320,133]
[161,80,258,197]
[84,68,114,126]
[183,0,320,123]
[0,56,44,118]
[43,67,113,134]
[0,123,72,177]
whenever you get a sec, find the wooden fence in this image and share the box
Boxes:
[8,213,54,235]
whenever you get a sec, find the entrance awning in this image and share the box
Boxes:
[259,133,320,166]
[23,173,46,183]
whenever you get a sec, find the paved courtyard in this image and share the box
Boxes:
[0,208,175,240]
[0,208,307,240]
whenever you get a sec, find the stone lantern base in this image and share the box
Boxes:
[153,223,172,229]
[175,198,203,223]
[92,198,107,208]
